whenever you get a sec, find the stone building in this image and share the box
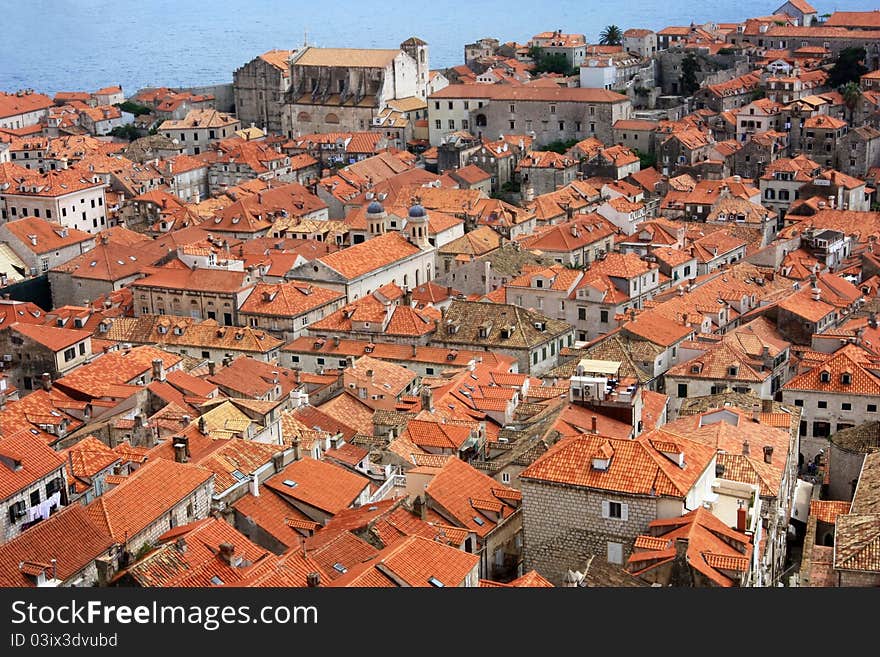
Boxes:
[781,343,880,465]
[280,41,428,138]
[159,110,241,156]
[835,125,880,179]
[427,85,632,146]
[520,431,716,584]
[233,49,294,134]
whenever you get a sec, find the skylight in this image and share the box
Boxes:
[473,516,485,526]
[231,469,247,481]
[333,562,347,574]
[428,576,445,587]
[210,576,224,585]
[282,479,298,488]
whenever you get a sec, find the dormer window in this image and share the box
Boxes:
[728,365,738,377]
[819,370,830,383]
[841,372,852,385]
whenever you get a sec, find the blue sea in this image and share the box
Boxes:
[1,0,879,97]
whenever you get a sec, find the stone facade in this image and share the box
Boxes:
[521,479,660,585]
[1,466,66,544]
[233,51,292,134]
[123,478,214,557]
[835,126,880,179]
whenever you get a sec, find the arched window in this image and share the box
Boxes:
[297,111,311,122]
[325,113,340,124]
[764,188,776,200]
[476,114,487,127]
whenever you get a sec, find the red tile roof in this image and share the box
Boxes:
[0,429,66,499]
[522,430,715,498]
[265,458,369,515]
[425,458,519,538]
[85,458,213,543]
[10,322,90,352]
[0,504,114,586]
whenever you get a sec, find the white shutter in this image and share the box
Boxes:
[621,503,629,522]
[601,500,610,518]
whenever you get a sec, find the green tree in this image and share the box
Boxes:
[598,25,623,46]
[540,138,579,154]
[109,124,142,141]
[828,47,868,87]
[841,80,862,123]
[635,149,656,169]
[750,88,766,101]
[680,53,700,97]
[528,46,577,75]
[115,100,152,116]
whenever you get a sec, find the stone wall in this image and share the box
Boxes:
[179,83,235,113]
[521,478,657,585]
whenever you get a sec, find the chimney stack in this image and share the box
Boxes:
[218,542,235,566]
[151,358,165,382]
[208,360,216,376]
[736,501,747,532]
[591,415,598,434]
[761,398,773,413]
[172,435,189,463]
[763,445,774,464]
[869,312,878,330]
[307,572,321,587]
[40,372,52,391]
[421,385,434,412]
[742,440,750,456]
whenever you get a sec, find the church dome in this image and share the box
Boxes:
[366,200,385,215]
[408,203,427,219]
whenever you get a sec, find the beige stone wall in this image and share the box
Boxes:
[521,478,657,585]
[124,481,213,555]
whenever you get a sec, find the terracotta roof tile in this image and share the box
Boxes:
[265,457,369,515]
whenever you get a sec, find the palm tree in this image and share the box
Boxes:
[599,25,623,46]
[841,81,862,124]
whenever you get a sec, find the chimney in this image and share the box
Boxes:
[741,440,750,456]
[307,572,321,587]
[811,285,821,302]
[763,445,774,464]
[413,494,427,521]
[736,501,747,532]
[411,343,417,357]
[869,312,878,330]
[761,398,773,413]
[333,336,340,347]
[366,369,374,378]
[752,405,760,423]
[198,416,207,434]
[208,360,216,376]
[591,415,598,434]
[249,474,259,497]
[151,358,165,382]
[218,542,235,566]
[421,386,434,412]
[175,537,187,553]
[40,372,52,391]
[172,436,189,463]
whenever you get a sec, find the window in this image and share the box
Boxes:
[869,404,877,413]
[78,342,85,355]
[316,357,325,365]
[532,352,538,365]
[549,104,556,114]
[63,347,76,362]
[812,421,830,437]
[30,490,40,506]
[589,122,595,133]
[607,542,623,564]
[817,400,827,409]
[794,399,804,407]
[434,101,440,110]
[578,308,587,321]
[508,104,515,113]
[677,383,688,398]
[842,402,852,411]
[600,310,608,323]
[448,119,455,129]
[501,472,511,484]
[558,121,564,131]
[447,101,453,110]
[509,120,516,130]
[435,119,441,129]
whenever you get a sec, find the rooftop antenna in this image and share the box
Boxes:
[303,28,309,48]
